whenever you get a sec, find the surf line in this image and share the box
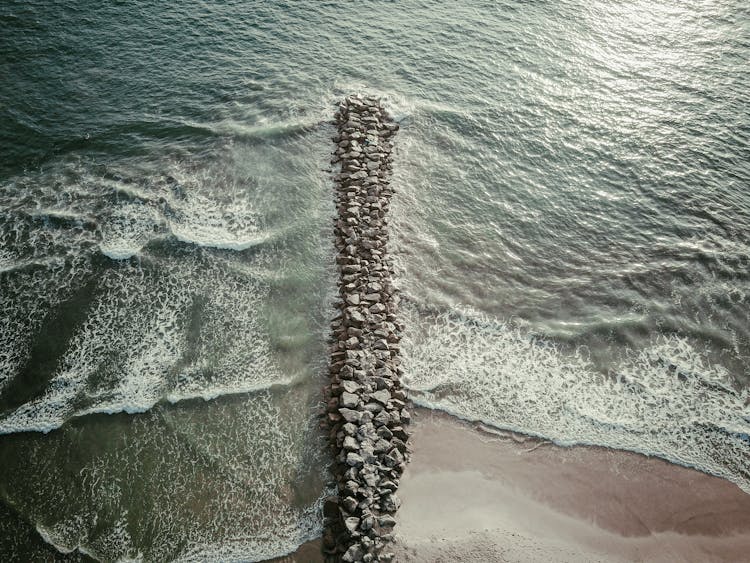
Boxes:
[322,95,410,562]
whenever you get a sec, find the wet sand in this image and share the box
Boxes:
[269,407,750,562]
[392,408,750,562]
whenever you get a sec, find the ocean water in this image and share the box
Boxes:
[1,0,749,560]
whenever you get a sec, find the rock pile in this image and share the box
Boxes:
[321,95,410,562]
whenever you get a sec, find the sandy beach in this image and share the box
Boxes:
[273,407,750,562]
[390,408,750,562]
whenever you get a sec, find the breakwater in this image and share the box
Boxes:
[322,95,410,562]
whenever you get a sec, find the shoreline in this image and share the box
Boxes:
[270,407,750,562]
[392,408,750,562]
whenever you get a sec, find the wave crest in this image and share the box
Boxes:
[402,306,750,492]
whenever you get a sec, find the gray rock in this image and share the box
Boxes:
[373,410,390,426]
[342,544,364,562]
[381,493,401,512]
[363,471,379,487]
[348,309,365,324]
[342,380,362,394]
[376,425,393,440]
[339,408,361,423]
[374,438,391,453]
[382,452,398,468]
[369,303,386,314]
[363,401,383,414]
[344,516,360,533]
[372,376,390,390]
[361,514,375,531]
[373,367,393,378]
[343,436,358,451]
[379,515,397,528]
[391,437,408,453]
[346,452,364,467]
[389,448,405,464]
[390,399,406,409]
[361,447,378,465]
[369,389,391,405]
[379,479,397,491]
[392,389,407,401]
[340,392,359,408]
[357,421,376,439]
[346,293,360,306]
[392,426,409,441]
[342,496,358,513]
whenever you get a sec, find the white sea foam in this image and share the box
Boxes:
[169,229,267,251]
[0,248,15,271]
[18,391,328,562]
[99,203,162,260]
[37,516,144,562]
[161,179,264,251]
[0,125,330,561]
[36,524,77,555]
[0,250,287,435]
[0,228,92,395]
[0,132,321,435]
[402,306,750,492]
[175,501,323,563]
[97,184,264,258]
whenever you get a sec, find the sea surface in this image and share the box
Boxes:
[1,1,749,560]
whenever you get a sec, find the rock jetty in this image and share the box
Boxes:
[322,95,410,562]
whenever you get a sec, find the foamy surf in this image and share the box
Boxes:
[4,389,329,563]
[401,305,750,493]
[0,248,287,435]
[168,228,268,252]
[174,499,325,563]
[99,203,162,260]
[98,184,265,259]
[35,524,80,555]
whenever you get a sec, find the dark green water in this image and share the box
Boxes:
[1,1,749,560]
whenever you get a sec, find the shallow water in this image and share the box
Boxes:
[1,0,749,560]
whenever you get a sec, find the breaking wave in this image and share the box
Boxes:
[401,305,750,492]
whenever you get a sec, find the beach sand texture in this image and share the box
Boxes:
[391,409,750,562]
[270,407,750,562]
